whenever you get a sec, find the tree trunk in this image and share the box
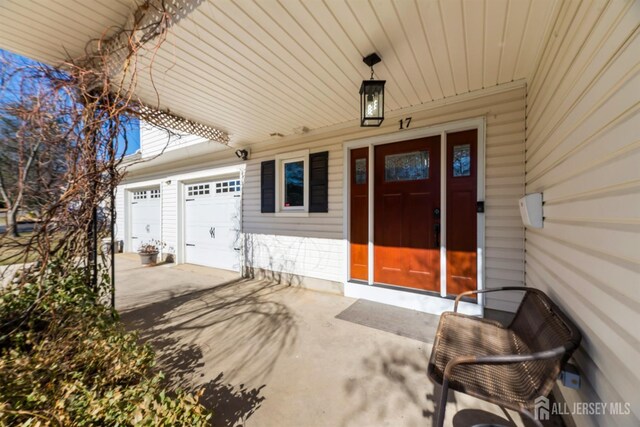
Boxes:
[7,207,19,237]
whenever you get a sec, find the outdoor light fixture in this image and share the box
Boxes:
[235,149,249,161]
[360,53,385,127]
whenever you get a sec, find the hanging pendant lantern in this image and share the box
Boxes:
[360,53,385,127]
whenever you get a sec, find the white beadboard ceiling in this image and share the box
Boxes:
[0,0,560,146]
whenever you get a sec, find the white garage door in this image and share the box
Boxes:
[130,188,161,252]
[185,179,241,271]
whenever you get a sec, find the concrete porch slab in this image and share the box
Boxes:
[115,255,562,427]
[114,253,241,311]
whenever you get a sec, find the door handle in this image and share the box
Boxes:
[434,223,441,248]
[209,227,215,238]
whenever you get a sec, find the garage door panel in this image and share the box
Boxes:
[130,189,161,252]
[185,180,241,271]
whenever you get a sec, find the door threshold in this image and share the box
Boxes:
[367,281,443,298]
[345,281,483,317]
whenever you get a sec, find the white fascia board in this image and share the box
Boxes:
[170,164,246,183]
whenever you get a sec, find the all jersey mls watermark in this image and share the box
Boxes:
[534,396,632,420]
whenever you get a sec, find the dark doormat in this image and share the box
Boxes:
[335,299,440,344]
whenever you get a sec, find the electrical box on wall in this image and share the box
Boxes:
[519,193,544,228]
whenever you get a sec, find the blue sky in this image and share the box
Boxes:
[0,49,140,155]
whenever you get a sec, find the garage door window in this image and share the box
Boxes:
[215,180,241,194]
[133,191,147,200]
[149,189,161,198]
[187,184,210,196]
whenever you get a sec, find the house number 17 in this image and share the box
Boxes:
[398,117,412,130]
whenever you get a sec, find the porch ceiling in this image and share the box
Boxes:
[1,0,559,146]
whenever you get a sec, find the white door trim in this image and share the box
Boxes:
[440,130,447,297]
[342,116,486,316]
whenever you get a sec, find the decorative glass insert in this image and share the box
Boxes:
[355,158,367,184]
[284,160,304,207]
[453,144,471,177]
[384,150,429,182]
[149,189,161,199]
[215,180,241,194]
[187,184,210,196]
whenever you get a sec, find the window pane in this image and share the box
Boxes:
[355,158,367,184]
[385,151,429,182]
[284,161,304,207]
[453,144,471,177]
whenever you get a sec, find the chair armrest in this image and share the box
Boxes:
[443,345,568,379]
[453,286,531,312]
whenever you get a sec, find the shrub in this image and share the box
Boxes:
[0,267,211,426]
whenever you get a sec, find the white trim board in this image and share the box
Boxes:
[275,149,310,216]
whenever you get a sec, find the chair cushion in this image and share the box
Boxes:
[428,312,561,411]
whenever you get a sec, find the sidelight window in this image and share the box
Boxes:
[355,158,367,184]
[452,144,471,177]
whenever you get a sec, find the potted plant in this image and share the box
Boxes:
[137,240,165,266]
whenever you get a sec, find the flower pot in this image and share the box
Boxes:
[139,252,159,266]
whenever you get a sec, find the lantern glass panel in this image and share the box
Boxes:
[365,87,382,118]
[360,80,385,127]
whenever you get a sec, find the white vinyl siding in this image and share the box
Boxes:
[524,1,639,426]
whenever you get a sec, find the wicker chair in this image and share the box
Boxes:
[428,287,582,427]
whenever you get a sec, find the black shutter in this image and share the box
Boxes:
[261,160,276,213]
[309,151,329,213]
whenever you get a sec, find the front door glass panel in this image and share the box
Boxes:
[384,150,429,182]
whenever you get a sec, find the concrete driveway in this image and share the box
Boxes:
[116,254,558,427]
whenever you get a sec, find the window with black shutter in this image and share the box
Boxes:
[261,151,329,214]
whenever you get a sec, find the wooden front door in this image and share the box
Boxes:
[374,136,441,291]
[446,129,478,295]
[350,147,369,280]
